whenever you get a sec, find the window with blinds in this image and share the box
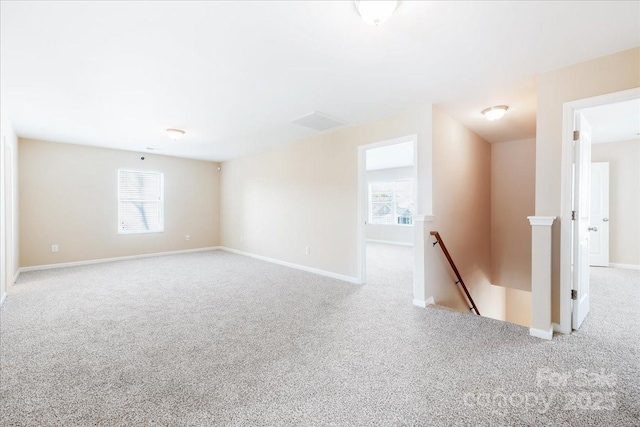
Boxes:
[118,169,164,234]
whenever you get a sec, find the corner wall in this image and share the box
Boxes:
[491,138,536,291]
[425,106,506,321]
[19,139,220,267]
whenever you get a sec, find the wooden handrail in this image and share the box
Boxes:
[429,231,481,316]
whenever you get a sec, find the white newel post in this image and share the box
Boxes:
[527,216,556,340]
[413,215,435,308]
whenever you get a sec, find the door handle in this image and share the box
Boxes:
[588,226,598,232]
[602,218,609,222]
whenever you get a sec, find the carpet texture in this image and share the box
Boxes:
[366,242,413,295]
[1,250,638,426]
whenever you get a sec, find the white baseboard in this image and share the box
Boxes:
[219,247,362,284]
[413,296,434,308]
[13,270,20,283]
[609,263,640,271]
[552,322,570,334]
[530,327,554,340]
[0,292,6,307]
[19,247,222,273]
[366,239,414,247]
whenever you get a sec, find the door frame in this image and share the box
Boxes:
[589,162,610,267]
[570,111,592,330]
[558,87,640,334]
[357,134,418,284]
[0,135,5,305]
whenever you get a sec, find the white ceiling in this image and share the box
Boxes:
[366,141,414,171]
[582,99,640,144]
[1,1,639,161]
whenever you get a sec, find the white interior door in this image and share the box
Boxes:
[0,137,5,301]
[572,112,592,330]
[589,162,610,267]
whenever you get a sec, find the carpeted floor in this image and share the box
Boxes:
[1,250,638,426]
[366,242,413,295]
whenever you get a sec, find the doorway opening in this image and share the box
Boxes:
[357,136,417,295]
[560,88,640,333]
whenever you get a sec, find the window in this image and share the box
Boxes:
[369,180,414,225]
[118,169,164,234]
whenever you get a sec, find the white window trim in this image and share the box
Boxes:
[117,168,165,235]
[368,180,414,227]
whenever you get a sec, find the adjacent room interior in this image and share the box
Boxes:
[1,1,639,425]
[582,98,640,334]
[363,139,415,295]
[584,98,640,272]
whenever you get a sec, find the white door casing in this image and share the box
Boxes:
[559,88,640,335]
[572,112,592,330]
[0,137,5,302]
[589,162,610,267]
[4,145,12,291]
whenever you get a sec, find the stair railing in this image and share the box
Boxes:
[429,231,481,316]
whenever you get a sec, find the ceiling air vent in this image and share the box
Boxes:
[291,111,345,131]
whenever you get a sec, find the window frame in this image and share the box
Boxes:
[368,179,414,226]
[117,168,165,235]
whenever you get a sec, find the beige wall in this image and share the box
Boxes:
[220,104,514,322]
[19,139,220,267]
[592,139,640,266]
[220,107,432,279]
[1,115,19,297]
[426,106,507,320]
[505,288,532,327]
[491,138,536,291]
[536,47,640,322]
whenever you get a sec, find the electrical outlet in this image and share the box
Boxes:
[51,244,59,252]
[305,246,311,255]
[185,235,190,241]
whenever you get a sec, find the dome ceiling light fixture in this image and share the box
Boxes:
[481,105,509,121]
[166,128,185,140]
[354,1,398,26]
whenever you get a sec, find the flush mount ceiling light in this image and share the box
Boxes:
[481,105,509,121]
[166,128,185,140]
[354,1,398,26]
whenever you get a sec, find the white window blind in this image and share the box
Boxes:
[369,180,414,225]
[118,169,164,234]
